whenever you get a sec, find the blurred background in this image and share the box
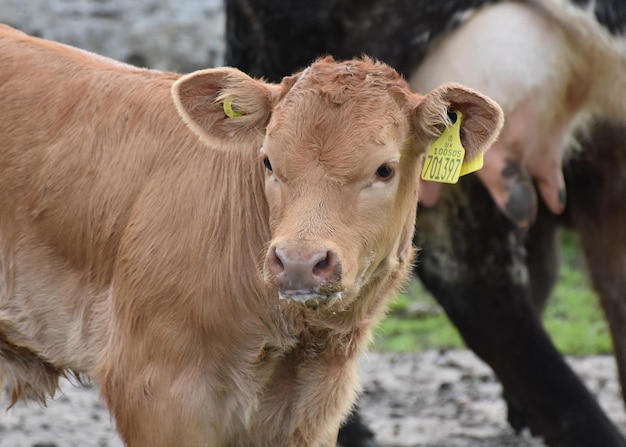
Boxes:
[2,0,224,73]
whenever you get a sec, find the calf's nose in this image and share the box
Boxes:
[267,246,340,292]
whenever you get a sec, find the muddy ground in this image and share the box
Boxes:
[1,349,625,447]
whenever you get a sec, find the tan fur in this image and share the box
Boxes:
[0,26,503,446]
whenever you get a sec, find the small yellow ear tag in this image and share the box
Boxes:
[421,110,465,184]
[223,97,243,118]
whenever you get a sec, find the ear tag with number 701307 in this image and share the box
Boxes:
[420,110,484,184]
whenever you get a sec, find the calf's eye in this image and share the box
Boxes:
[375,163,395,181]
[263,156,273,173]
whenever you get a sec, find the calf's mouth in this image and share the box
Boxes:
[278,286,344,309]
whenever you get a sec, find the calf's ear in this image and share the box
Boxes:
[412,83,504,161]
[171,67,278,152]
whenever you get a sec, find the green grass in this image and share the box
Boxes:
[372,230,613,356]
[372,280,464,352]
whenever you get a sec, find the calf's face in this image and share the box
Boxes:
[172,57,503,310]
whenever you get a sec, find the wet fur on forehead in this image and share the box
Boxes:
[278,56,410,106]
[266,56,412,181]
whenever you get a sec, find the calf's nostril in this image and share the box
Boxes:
[268,246,285,276]
[314,257,329,271]
[312,251,337,280]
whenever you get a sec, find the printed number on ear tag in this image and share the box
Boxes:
[421,111,485,183]
[421,111,465,184]
[223,97,243,118]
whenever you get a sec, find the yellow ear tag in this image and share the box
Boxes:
[421,110,465,184]
[223,97,243,118]
[459,151,484,176]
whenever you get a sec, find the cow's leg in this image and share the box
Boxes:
[98,342,217,447]
[103,371,214,447]
[566,118,626,406]
[525,190,563,316]
[501,197,563,431]
[585,244,626,405]
[414,175,626,447]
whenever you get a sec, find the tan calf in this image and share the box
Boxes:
[0,24,503,446]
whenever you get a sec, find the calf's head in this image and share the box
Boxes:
[172,57,503,310]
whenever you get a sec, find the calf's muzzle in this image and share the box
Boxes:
[266,243,343,307]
